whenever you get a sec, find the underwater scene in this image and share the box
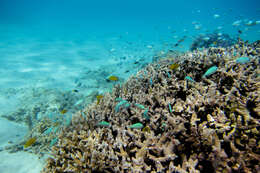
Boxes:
[0,0,259,172]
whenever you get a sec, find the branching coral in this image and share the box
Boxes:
[43,40,260,173]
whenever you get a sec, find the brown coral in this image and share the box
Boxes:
[43,41,260,173]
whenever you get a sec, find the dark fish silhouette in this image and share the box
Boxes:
[174,36,187,47]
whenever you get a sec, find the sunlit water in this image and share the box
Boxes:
[0,0,259,172]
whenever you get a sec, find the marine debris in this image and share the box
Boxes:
[43,40,259,173]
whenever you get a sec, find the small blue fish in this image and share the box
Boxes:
[115,100,128,112]
[236,57,250,64]
[135,103,145,110]
[150,78,153,86]
[185,76,195,82]
[130,123,143,129]
[167,72,171,78]
[97,121,110,127]
[53,127,59,133]
[168,104,172,113]
[143,109,150,119]
[44,127,53,135]
[116,97,123,102]
[124,103,130,108]
[202,66,218,78]
[50,138,58,147]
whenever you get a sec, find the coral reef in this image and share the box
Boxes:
[0,57,142,156]
[2,116,66,157]
[0,87,92,156]
[43,40,259,173]
[0,87,88,125]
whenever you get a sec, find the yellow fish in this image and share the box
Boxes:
[107,76,119,81]
[60,109,67,114]
[96,95,103,104]
[169,63,180,70]
[142,126,151,133]
[53,122,60,127]
[24,137,37,148]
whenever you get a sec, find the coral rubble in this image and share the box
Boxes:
[43,41,260,173]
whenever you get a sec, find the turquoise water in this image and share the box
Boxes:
[0,0,259,88]
[0,0,259,172]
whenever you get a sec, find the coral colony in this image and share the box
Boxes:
[41,40,260,173]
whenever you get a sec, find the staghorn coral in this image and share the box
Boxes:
[43,40,260,173]
[3,116,66,156]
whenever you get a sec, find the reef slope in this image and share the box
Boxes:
[43,41,260,173]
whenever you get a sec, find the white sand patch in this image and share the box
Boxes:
[0,118,27,148]
[0,118,45,173]
[57,65,67,71]
[0,150,45,173]
[20,68,34,72]
[38,67,51,72]
[41,62,53,66]
[0,96,20,115]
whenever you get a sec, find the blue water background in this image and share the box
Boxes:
[1,0,259,40]
[0,0,259,104]
[0,1,259,172]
